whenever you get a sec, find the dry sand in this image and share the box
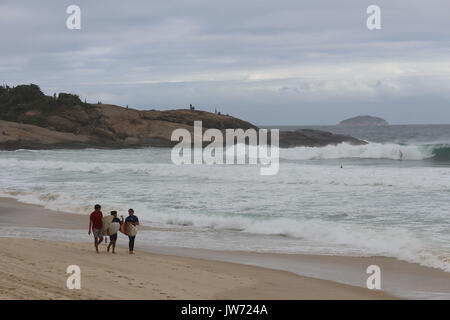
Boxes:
[0,197,397,299]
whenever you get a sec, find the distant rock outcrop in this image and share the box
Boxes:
[0,84,366,150]
[278,129,366,148]
[339,115,388,126]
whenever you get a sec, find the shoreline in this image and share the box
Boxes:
[1,197,449,299]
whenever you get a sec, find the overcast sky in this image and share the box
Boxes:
[1,0,449,125]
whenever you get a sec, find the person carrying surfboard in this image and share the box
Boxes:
[107,211,123,254]
[88,204,104,253]
[125,208,139,254]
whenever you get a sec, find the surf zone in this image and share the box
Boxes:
[171,121,280,175]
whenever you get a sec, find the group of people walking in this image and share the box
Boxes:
[88,204,139,254]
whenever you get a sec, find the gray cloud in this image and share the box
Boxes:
[1,0,449,124]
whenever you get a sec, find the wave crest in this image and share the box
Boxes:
[281,142,450,161]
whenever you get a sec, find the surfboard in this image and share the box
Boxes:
[120,222,137,236]
[128,224,137,237]
[102,215,114,235]
[108,222,120,235]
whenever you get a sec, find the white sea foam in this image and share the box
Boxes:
[143,210,450,272]
[281,142,435,161]
[0,143,442,177]
[1,188,449,272]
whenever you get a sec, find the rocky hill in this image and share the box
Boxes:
[0,84,366,150]
[339,115,389,126]
[278,129,365,148]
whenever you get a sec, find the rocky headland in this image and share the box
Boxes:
[0,84,366,150]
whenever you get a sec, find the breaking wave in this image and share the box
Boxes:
[281,142,450,161]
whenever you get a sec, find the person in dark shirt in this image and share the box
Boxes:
[88,204,104,253]
[107,211,123,254]
[125,208,139,254]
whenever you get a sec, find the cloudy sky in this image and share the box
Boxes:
[1,0,449,125]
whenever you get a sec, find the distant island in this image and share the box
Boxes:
[339,115,389,126]
[0,84,366,150]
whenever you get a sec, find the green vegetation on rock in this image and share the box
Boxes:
[0,84,88,127]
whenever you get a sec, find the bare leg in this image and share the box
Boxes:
[112,241,116,254]
[94,238,99,253]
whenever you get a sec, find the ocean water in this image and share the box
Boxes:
[0,124,449,272]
